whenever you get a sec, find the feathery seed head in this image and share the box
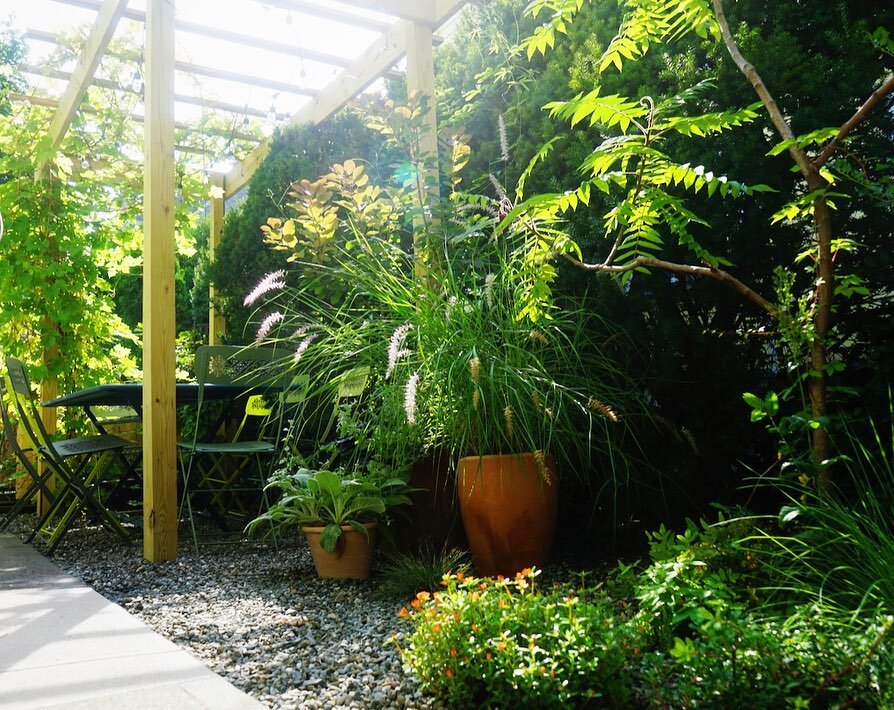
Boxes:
[386,323,412,379]
[255,311,283,343]
[469,356,480,385]
[404,372,420,425]
[244,270,287,306]
[503,404,514,440]
[587,396,620,423]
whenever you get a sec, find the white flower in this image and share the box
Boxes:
[498,114,509,163]
[484,273,496,310]
[386,324,412,379]
[293,333,319,362]
[244,269,287,306]
[404,372,420,425]
[255,311,283,343]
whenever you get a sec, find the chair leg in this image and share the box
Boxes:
[178,452,201,555]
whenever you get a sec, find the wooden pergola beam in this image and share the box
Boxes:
[10,92,261,143]
[223,18,411,197]
[261,0,390,32]
[57,0,372,71]
[335,0,438,24]
[173,61,318,98]
[35,0,128,179]
[142,0,178,563]
[22,66,293,120]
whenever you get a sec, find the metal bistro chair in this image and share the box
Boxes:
[177,345,292,552]
[2,358,133,553]
[0,375,57,532]
[84,403,142,516]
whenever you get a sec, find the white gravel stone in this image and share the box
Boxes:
[7,516,447,709]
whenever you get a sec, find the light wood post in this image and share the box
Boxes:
[143,0,178,562]
[405,20,440,275]
[208,174,227,345]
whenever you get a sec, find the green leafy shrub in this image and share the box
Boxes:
[640,605,893,709]
[400,520,893,707]
[397,568,650,707]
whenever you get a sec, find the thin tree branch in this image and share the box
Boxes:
[711,0,816,181]
[560,252,778,316]
[815,74,894,168]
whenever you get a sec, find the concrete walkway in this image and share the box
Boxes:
[0,534,262,709]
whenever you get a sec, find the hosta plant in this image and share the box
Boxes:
[247,467,412,552]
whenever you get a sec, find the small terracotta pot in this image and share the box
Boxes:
[302,522,377,579]
[457,453,557,577]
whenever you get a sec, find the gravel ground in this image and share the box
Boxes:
[6,516,444,709]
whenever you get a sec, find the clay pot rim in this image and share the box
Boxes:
[300,521,378,533]
[458,452,554,463]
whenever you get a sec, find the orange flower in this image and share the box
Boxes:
[517,578,529,590]
[486,652,492,660]
[521,567,533,576]
[456,572,465,582]
[450,648,457,656]
[397,607,408,618]
[411,599,422,609]
[496,641,506,651]
[416,591,431,602]
[431,623,441,632]
[479,582,488,591]
[445,669,454,679]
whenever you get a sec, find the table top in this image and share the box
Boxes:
[43,382,253,408]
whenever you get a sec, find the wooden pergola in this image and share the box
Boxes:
[18,0,466,561]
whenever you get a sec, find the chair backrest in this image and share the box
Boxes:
[317,365,371,447]
[194,345,288,389]
[3,358,51,454]
[191,345,291,443]
[0,374,41,477]
[86,405,141,427]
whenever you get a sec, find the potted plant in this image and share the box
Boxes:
[247,466,412,578]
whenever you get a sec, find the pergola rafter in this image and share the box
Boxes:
[15,0,467,561]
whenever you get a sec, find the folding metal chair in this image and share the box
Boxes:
[0,376,57,532]
[85,403,142,514]
[177,345,292,552]
[2,358,133,553]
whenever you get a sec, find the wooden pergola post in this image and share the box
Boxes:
[208,174,227,345]
[142,0,178,562]
[405,19,440,275]
[405,20,440,196]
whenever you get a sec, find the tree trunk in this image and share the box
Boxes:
[809,188,835,492]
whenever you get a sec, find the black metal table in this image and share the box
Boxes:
[42,382,266,535]
[43,382,252,413]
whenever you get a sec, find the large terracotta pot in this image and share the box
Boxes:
[302,522,377,579]
[457,453,557,577]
